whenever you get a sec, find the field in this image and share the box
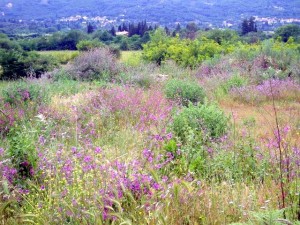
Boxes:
[38,51,80,64]
[38,50,141,66]
[1,42,300,225]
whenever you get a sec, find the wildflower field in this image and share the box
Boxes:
[0,37,300,225]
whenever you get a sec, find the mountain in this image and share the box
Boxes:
[1,0,299,26]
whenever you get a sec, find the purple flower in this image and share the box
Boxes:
[95,147,102,154]
[84,155,92,163]
[143,149,154,163]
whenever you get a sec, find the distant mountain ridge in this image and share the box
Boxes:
[1,0,299,26]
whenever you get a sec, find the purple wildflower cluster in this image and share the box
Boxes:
[0,101,24,135]
[31,142,197,222]
[230,78,300,103]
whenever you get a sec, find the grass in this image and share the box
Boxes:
[38,50,142,66]
[38,50,79,64]
[120,50,143,66]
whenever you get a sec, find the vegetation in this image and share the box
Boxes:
[0,23,300,224]
[164,79,206,106]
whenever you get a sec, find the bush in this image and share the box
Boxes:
[171,103,228,144]
[65,47,122,81]
[274,24,300,42]
[143,29,227,67]
[220,73,248,94]
[7,123,38,180]
[0,50,57,80]
[164,79,205,106]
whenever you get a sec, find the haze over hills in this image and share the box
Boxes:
[1,0,299,27]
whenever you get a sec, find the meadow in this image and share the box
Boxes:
[0,36,300,225]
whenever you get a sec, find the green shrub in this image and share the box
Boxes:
[220,73,248,94]
[7,123,38,179]
[0,49,57,80]
[171,103,228,144]
[164,79,206,106]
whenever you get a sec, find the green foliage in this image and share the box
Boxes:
[38,51,79,64]
[0,37,57,80]
[7,123,38,178]
[120,51,143,66]
[143,29,229,67]
[220,74,248,94]
[19,30,88,51]
[242,32,268,44]
[274,24,300,42]
[164,79,206,106]
[200,29,239,44]
[0,35,22,51]
[171,103,228,144]
[76,40,104,51]
[241,17,257,35]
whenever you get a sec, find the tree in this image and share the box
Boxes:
[175,23,181,32]
[118,25,122,32]
[201,29,239,44]
[274,24,300,42]
[186,22,198,40]
[58,30,86,50]
[98,31,113,43]
[120,39,129,50]
[0,43,57,80]
[241,17,257,35]
[122,23,128,32]
[110,26,116,36]
[165,26,170,36]
[87,23,95,34]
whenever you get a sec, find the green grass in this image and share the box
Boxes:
[120,50,143,66]
[38,50,80,64]
[0,81,11,94]
[38,50,142,66]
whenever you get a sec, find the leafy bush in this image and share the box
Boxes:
[171,103,228,144]
[7,123,38,179]
[274,24,300,42]
[164,79,206,106]
[65,47,122,81]
[0,50,57,80]
[143,29,231,67]
[220,73,248,94]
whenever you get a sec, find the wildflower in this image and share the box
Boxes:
[143,149,154,163]
[95,147,102,154]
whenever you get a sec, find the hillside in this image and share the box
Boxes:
[1,0,299,26]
